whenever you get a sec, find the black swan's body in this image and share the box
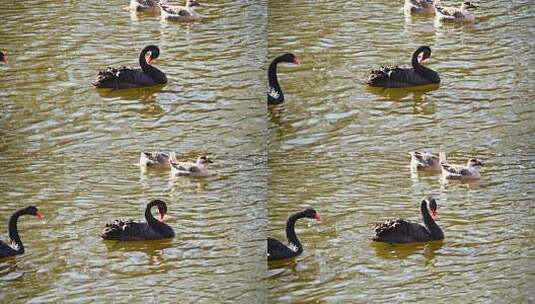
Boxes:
[0,206,42,258]
[367,46,440,88]
[267,208,320,261]
[101,199,175,241]
[267,53,300,105]
[93,45,167,89]
[0,51,8,65]
[373,196,444,244]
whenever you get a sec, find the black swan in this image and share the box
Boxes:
[93,45,167,89]
[0,206,42,258]
[0,51,8,65]
[367,46,440,88]
[267,53,300,105]
[373,196,444,244]
[101,199,175,241]
[267,208,320,261]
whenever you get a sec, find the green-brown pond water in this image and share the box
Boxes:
[1,0,534,303]
[1,0,267,302]
[267,0,534,303]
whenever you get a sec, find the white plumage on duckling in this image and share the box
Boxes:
[404,0,436,15]
[170,156,212,177]
[410,152,446,171]
[160,0,201,22]
[130,0,167,12]
[140,151,177,169]
[441,158,483,180]
[435,1,477,22]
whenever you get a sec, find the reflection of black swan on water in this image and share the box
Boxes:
[373,196,444,244]
[267,53,300,105]
[101,199,175,241]
[367,46,440,88]
[267,208,320,261]
[93,45,167,89]
[0,206,43,258]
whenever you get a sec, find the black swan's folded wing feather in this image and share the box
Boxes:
[367,66,425,88]
[101,219,164,241]
[267,237,298,261]
[93,66,157,89]
[0,241,18,257]
[373,219,431,243]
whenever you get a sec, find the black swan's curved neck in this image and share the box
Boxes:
[268,57,284,104]
[411,48,425,71]
[285,211,304,255]
[8,209,26,254]
[139,46,167,84]
[421,200,444,240]
[145,201,166,231]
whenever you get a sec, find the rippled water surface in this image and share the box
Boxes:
[0,0,266,302]
[267,0,534,303]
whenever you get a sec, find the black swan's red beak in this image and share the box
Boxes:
[159,213,166,222]
[293,58,300,65]
[431,210,438,220]
[1,55,8,65]
[314,212,321,222]
[36,211,43,219]
[147,56,155,65]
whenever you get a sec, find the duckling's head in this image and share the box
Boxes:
[462,2,477,10]
[187,0,200,8]
[197,155,213,165]
[467,158,483,168]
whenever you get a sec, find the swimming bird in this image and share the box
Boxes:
[0,51,8,65]
[160,0,201,22]
[170,156,212,177]
[435,1,477,22]
[404,0,436,15]
[267,208,321,261]
[93,45,167,89]
[441,158,483,180]
[410,152,446,171]
[139,151,177,169]
[130,0,166,12]
[372,196,443,244]
[1,206,43,258]
[267,53,300,105]
[367,46,440,88]
[101,199,175,241]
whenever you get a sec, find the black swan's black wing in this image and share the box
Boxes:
[372,219,432,243]
[368,66,431,88]
[93,66,159,89]
[267,237,299,261]
[0,240,19,258]
[101,219,168,241]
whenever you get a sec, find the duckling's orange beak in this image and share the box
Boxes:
[36,211,43,219]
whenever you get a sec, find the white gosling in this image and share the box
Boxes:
[170,155,212,177]
[441,158,483,180]
[435,1,477,22]
[140,151,177,169]
[410,152,446,171]
[404,0,436,15]
[130,0,166,12]
[160,0,201,22]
